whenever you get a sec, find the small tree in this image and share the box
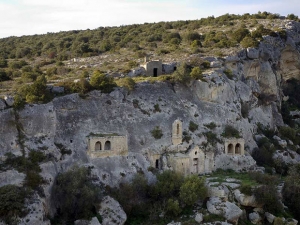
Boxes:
[190,67,203,80]
[151,126,163,139]
[179,175,207,206]
[173,62,191,85]
[118,77,136,92]
[51,166,103,223]
[90,70,116,93]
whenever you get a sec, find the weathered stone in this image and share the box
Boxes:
[249,212,262,224]
[265,212,275,223]
[247,48,259,59]
[52,86,65,94]
[0,98,6,110]
[127,67,146,77]
[207,197,243,223]
[4,95,14,107]
[195,213,203,223]
[234,190,262,208]
[99,196,127,225]
[285,218,298,225]
[0,170,26,187]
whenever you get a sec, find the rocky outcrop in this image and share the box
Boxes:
[234,190,262,208]
[0,170,25,187]
[207,197,243,223]
[98,196,127,225]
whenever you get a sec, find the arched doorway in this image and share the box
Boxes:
[228,144,234,154]
[104,141,111,150]
[235,143,241,154]
[95,141,101,151]
[176,124,180,135]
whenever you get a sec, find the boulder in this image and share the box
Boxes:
[234,190,262,208]
[285,218,298,225]
[210,61,222,68]
[4,95,14,107]
[52,86,65,94]
[99,196,127,225]
[207,197,243,223]
[0,98,6,110]
[128,67,146,77]
[195,213,203,223]
[74,217,101,225]
[247,48,259,59]
[249,212,262,224]
[265,212,275,224]
[167,222,181,225]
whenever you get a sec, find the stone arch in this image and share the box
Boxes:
[95,141,102,151]
[228,144,234,154]
[235,143,241,154]
[104,141,111,150]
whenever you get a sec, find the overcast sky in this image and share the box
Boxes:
[0,0,299,38]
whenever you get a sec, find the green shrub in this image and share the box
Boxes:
[222,125,240,138]
[253,185,283,215]
[0,185,30,224]
[51,166,103,223]
[90,70,116,93]
[0,69,10,82]
[279,126,297,143]
[153,104,161,113]
[204,122,217,130]
[223,68,233,79]
[240,184,252,195]
[166,199,181,217]
[183,131,191,143]
[179,175,207,206]
[118,77,136,92]
[151,126,163,139]
[189,121,198,132]
[240,36,259,48]
[190,67,203,80]
[203,131,219,146]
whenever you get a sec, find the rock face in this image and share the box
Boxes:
[0,170,26,187]
[234,190,262,208]
[207,197,243,223]
[99,196,127,225]
[0,99,6,110]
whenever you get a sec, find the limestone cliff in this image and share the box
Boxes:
[1,20,300,225]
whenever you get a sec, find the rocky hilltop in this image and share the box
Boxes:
[1,20,300,225]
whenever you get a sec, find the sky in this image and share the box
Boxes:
[0,0,299,38]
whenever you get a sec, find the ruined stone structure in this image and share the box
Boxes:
[141,56,162,77]
[172,119,183,145]
[87,134,128,158]
[149,120,215,175]
[169,146,215,176]
[224,138,245,155]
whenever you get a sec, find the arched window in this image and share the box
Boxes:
[235,143,241,154]
[104,141,111,150]
[228,144,234,154]
[95,141,101,151]
[177,124,180,135]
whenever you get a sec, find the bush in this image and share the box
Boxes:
[279,126,297,143]
[240,36,259,48]
[166,199,181,217]
[190,67,203,80]
[0,69,10,82]
[203,131,219,146]
[151,126,163,139]
[222,125,240,138]
[173,62,191,85]
[253,185,283,215]
[118,77,136,92]
[179,175,207,206]
[90,70,116,93]
[204,122,217,130]
[0,185,30,224]
[189,121,198,132]
[51,166,103,223]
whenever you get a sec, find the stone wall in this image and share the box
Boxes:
[87,135,128,158]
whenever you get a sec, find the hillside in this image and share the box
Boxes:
[0,12,300,225]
